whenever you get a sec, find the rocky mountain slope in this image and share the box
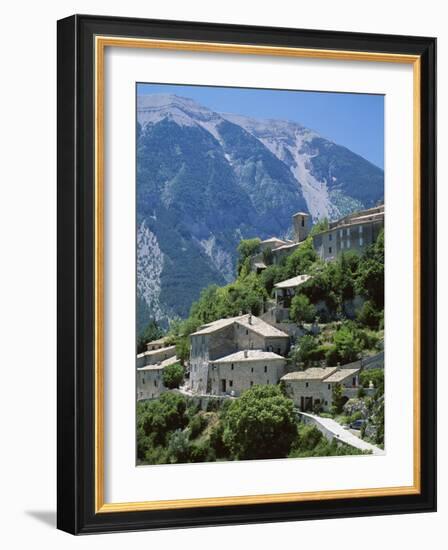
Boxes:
[136,94,384,331]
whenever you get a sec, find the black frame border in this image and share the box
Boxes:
[57,14,436,535]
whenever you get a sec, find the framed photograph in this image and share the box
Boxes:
[57,14,436,534]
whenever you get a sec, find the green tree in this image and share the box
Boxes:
[356,230,384,309]
[289,335,319,368]
[260,264,287,295]
[331,383,345,415]
[356,300,382,329]
[326,324,362,366]
[137,392,188,447]
[137,319,163,354]
[290,294,316,325]
[222,385,297,460]
[162,362,185,389]
[166,430,191,463]
[237,238,260,274]
[262,246,274,266]
[310,218,329,236]
[285,237,317,277]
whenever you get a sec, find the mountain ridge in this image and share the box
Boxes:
[136,93,384,330]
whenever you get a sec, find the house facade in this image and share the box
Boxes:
[136,344,176,368]
[189,314,290,394]
[281,366,361,412]
[313,204,384,261]
[208,350,286,396]
[136,355,179,401]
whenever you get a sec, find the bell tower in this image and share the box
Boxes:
[292,212,311,242]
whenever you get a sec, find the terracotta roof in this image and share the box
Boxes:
[211,349,285,363]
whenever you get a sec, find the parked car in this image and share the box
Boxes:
[350,419,366,430]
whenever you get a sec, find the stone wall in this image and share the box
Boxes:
[136,368,166,401]
[208,357,286,396]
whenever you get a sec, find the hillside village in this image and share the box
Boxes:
[136,204,385,463]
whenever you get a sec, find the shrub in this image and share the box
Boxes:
[290,294,316,325]
[356,300,382,329]
[188,414,207,439]
[222,385,297,460]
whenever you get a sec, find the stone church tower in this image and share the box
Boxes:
[292,212,311,242]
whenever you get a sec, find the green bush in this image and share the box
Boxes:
[137,392,188,447]
[237,238,260,275]
[290,294,316,325]
[359,369,384,394]
[162,362,185,389]
[222,385,297,460]
[356,300,382,329]
[188,414,207,439]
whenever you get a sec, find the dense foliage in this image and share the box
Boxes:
[221,385,297,460]
[136,388,367,465]
[162,363,185,389]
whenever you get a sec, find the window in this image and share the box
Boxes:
[246,329,249,335]
[250,381,254,387]
[339,229,343,237]
[346,239,350,248]
[301,218,305,227]
[229,380,233,387]
[267,380,270,384]
[264,365,267,373]
[277,348,281,354]
[346,228,349,236]
[328,384,331,390]
[305,382,309,388]
[251,367,254,373]
[328,246,332,254]
[154,380,157,387]
[231,363,234,370]
[359,236,364,246]
[359,225,363,234]
[329,233,332,241]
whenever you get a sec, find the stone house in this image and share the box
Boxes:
[312,204,384,261]
[146,336,170,351]
[136,355,179,401]
[251,212,311,272]
[189,313,290,394]
[208,349,286,396]
[136,344,176,368]
[281,366,361,412]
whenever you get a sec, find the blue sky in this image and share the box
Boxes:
[138,83,384,169]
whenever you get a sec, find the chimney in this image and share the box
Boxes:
[248,313,252,325]
[244,350,248,358]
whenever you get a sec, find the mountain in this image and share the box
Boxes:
[136,94,384,331]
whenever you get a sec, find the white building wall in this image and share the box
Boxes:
[136,368,166,401]
[209,358,286,396]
